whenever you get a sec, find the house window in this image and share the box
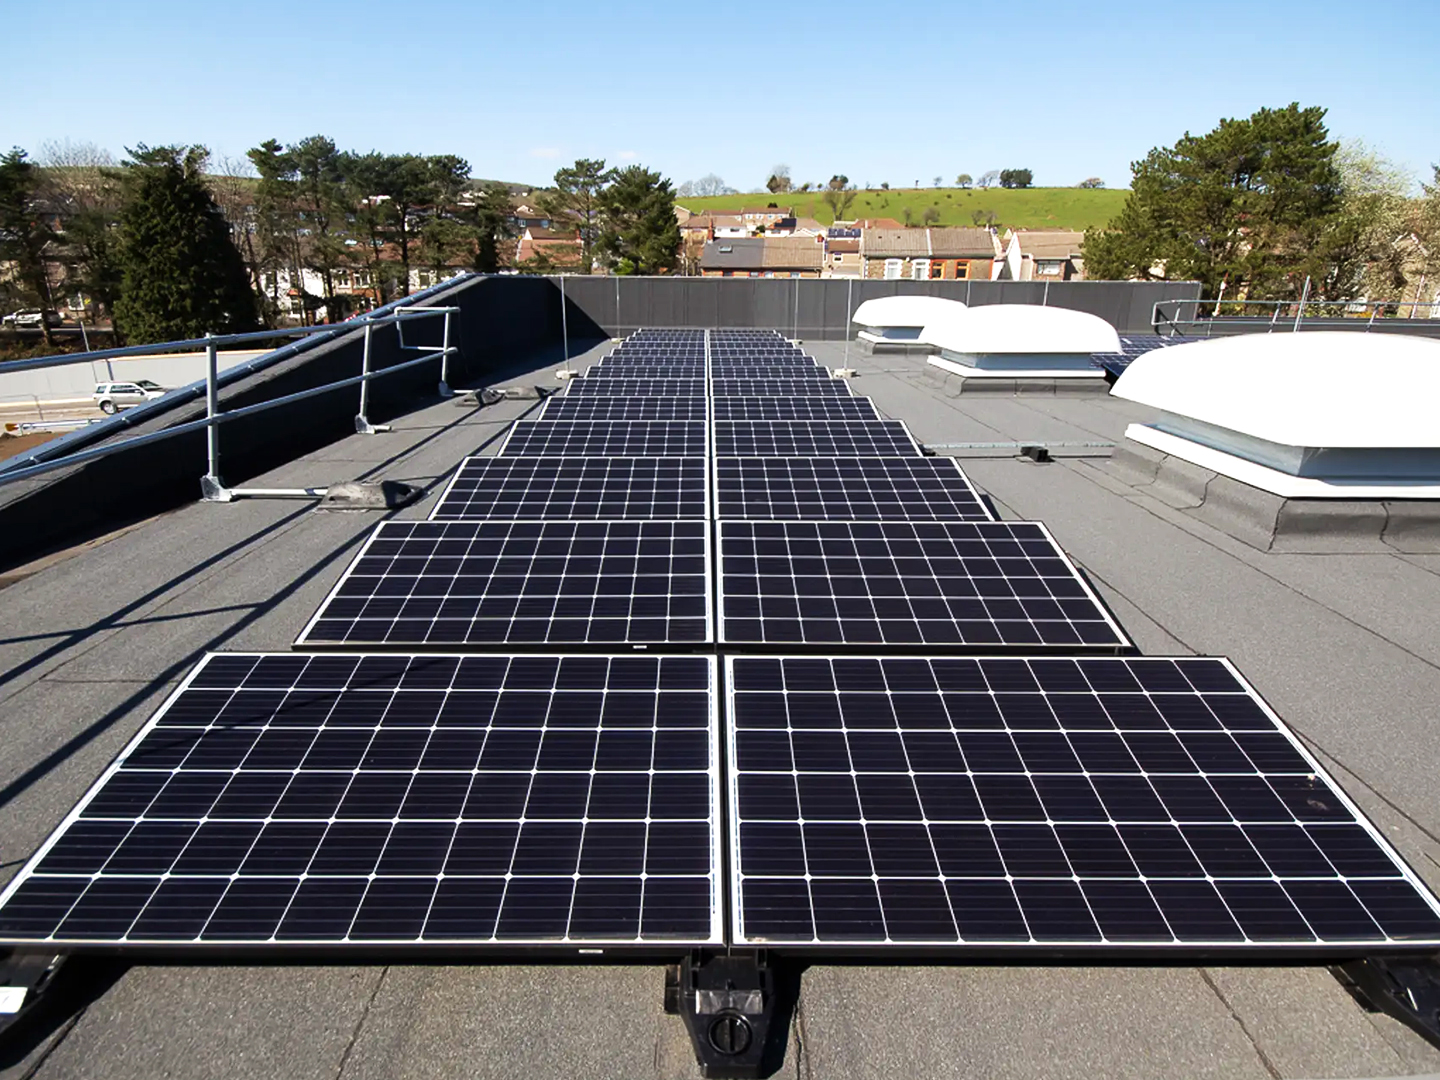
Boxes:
[911,260,930,280]
[353,270,371,287]
[954,261,971,280]
[930,261,944,279]
[883,259,903,280]
[1038,261,1063,276]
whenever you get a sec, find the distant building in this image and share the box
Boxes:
[823,237,861,278]
[515,226,585,270]
[699,236,825,278]
[859,227,1000,280]
[998,229,1087,281]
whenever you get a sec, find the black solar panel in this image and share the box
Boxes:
[711,379,851,398]
[298,521,712,648]
[711,398,879,422]
[589,366,707,379]
[718,521,1127,650]
[714,421,919,457]
[431,457,708,521]
[726,655,1440,951]
[500,421,705,457]
[0,652,721,949]
[1092,335,1179,376]
[716,458,992,522]
[541,398,707,422]
[566,378,706,398]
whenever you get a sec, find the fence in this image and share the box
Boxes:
[551,277,1203,338]
[1153,297,1440,337]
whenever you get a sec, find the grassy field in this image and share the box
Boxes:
[677,186,1128,231]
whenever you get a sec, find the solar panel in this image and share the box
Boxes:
[714,421,919,457]
[715,458,993,522]
[565,378,706,398]
[718,520,1128,650]
[1093,335,1179,376]
[540,398,707,422]
[711,379,851,398]
[711,398,879,422]
[500,421,706,457]
[298,520,712,648]
[725,655,1440,951]
[430,457,708,521]
[0,652,721,949]
[589,366,707,379]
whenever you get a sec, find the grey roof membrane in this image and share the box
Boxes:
[1,337,1439,1079]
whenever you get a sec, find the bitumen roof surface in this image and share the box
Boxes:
[3,336,1440,1079]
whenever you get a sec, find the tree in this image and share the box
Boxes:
[419,215,471,282]
[248,139,306,320]
[37,140,124,333]
[1303,140,1414,301]
[901,206,914,227]
[339,152,404,308]
[536,158,613,274]
[681,174,733,197]
[999,168,1033,188]
[113,145,257,342]
[595,165,681,275]
[955,174,972,188]
[880,182,890,191]
[0,148,59,344]
[1078,177,1105,189]
[766,165,792,194]
[1083,103,1343,299]
[821,175,857,221]
[922,206,941,226]
[933,175,943,188]
[463,182,517,273]
[977,170,1000,189]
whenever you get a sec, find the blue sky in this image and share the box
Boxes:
[4,0,1437,192]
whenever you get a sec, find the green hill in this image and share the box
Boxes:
[678,186,1127,231]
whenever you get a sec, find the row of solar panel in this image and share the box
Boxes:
[1,329,1436,958]
[2,652,1436,949]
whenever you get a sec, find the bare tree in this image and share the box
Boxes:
[977,170,1000,189]
[766,165,792,194]
[207,156,270,302]
[682,174,735,197]
[36,140,123,328]
[821,174,857,221]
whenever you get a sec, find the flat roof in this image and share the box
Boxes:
[2,335,1439,1078]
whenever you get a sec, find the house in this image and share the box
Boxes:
[997,229,1087,281]
[739,206,792,231]
[859,227,1000,280]
[511,203,552,231]
[711,214,749,238]
[515,226,584,270]
[698,236,825,278]
[823,237,861,278]
[767,216,826,238]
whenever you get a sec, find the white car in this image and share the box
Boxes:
[93,380,166,414]
[3,309,60,329]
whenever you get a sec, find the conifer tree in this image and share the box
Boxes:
[595,166,681,275]
[114,145,257,342]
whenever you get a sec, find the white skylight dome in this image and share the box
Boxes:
[921,304,1122,356]
[853,296,966,344]
[920,304,1118,376]
[1113,331,1440,496]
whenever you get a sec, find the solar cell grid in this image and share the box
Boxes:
[430,457,708,521]
[715,457,992,522]
[500,421,706,457]
[711,398,879,422]
[298,520,712,648]
[718,520,1127,649]
[540,398,707,422]
[565,378,706,398]
[712,379,852,399]
[725,655,1440,950]
[714,421,918,457]
[0,652,721,948]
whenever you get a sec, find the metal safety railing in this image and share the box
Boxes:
[0,299,462,503]
[1153,294,1440,337]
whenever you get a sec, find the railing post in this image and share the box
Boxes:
[1293,275,1311,333]
[438,309,453,396]
[560,276,572,376]
[355,320,386,434]
[200,333,229,501]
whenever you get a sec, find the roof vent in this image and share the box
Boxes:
[853,296,965,350]
[719,245,732,253]
[920,304,1116,380]
[1112,331,1440,498]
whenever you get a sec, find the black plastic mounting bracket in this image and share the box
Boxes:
[1333,954,1440,1050]
[0,952,66,1037]
[666,950,797,1079]
[1019,445,1052,463]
